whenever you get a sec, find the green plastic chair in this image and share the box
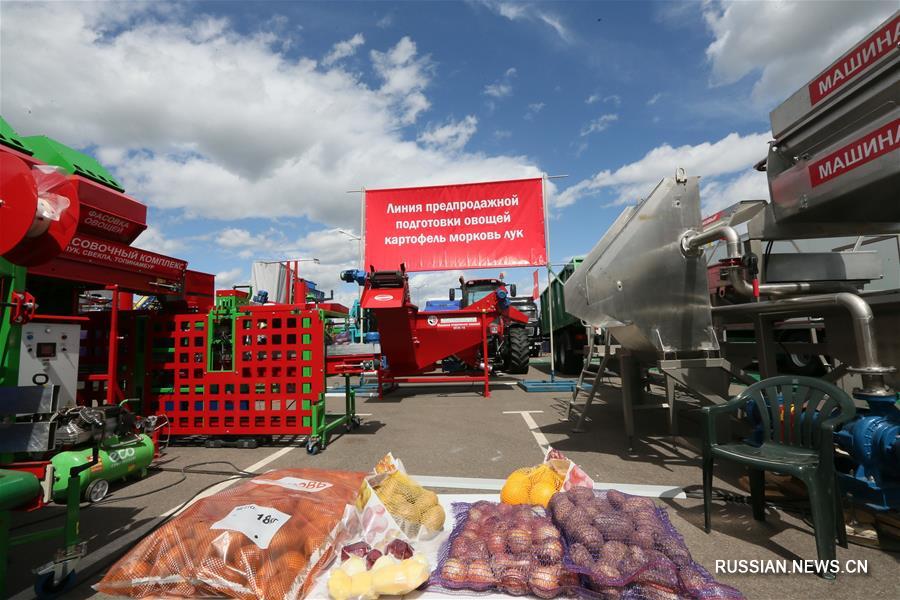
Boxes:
[701,376,856,579]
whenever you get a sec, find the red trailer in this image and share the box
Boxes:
[358,266,528,396]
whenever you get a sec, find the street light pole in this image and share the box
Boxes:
[338,229,364,343]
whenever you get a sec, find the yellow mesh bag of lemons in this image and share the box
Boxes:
[500,463,564,507]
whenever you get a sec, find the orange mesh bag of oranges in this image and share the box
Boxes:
[368,453,445,540]
[500,449,595,508]
[95,468,367,599]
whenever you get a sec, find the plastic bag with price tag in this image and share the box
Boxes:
[95,468,368,599]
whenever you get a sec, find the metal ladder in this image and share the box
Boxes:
[567,326,613,432]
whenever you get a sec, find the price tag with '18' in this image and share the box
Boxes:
[211,504,291,549]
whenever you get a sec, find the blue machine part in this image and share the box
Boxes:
[424,300,461,311]
[340,269,367,286]
[834,393,900,512]
[363,331,380,343]
[743,393,825,447]
[744,389,899,510]
[252,290,269,304]
[495,289,510,308]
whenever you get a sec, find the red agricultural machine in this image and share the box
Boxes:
[341,265,528,396]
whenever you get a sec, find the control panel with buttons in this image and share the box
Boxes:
[18,323,81,408]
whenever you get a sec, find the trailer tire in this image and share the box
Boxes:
[555,330,584,376]
[504,327,531,374]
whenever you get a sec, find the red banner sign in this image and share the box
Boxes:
[808,119,899,187]
[809,13,899,106]
[364,178,546,271]
[61,233,187,280]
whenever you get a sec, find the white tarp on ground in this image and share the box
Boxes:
[251,261,288,303]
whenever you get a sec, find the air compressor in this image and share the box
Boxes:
[49,403,158,503]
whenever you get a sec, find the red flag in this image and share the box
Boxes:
[532,269,540,300]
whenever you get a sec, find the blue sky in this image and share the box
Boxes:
[2,1,895,304]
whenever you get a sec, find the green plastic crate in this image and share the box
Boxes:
[0,116,33,155]
[22,135,124,191]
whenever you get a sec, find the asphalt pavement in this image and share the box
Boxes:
[6,365,898,599]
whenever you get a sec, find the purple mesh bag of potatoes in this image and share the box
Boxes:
[430,501,582,598]
[549,488,744,600]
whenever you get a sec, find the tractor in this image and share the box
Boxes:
[450,276,531,374]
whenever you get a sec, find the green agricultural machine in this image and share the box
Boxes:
[540,258,590,375]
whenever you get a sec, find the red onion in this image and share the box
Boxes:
[385,538,414,560]
[340,541,371,562]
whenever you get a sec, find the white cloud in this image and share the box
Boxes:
[406,268,534,306]
[557,130,770,208]
[418,116,478,152]
[213,227,363,304]
[703,0,894,104]
[524,102,545,120]
[132,225,187,255]
[322,32,365,66]
[215,267,246,290]
[587,94,621,106]
[579,114,618,136]
[370,36,434,124]
[646,92,662,106]
[700,169,769,215]
[473,0,573,42]
[493,130,512,140]
[1,4,542,229]
[376,13,394,29]
[484,67,517,98]
[407,270,464,306]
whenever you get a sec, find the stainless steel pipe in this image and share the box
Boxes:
[682,225,858,299]
[712,293,894,396]
[681,225,741,259]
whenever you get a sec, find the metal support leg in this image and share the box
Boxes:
[754,315,778,379]
[481,313,490,398]
[620,354,640,452]
[573,380,598,433]
[666,375,678,438]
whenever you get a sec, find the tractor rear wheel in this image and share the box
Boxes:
[504,327,531,374]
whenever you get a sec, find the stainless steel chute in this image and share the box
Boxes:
[563,175,718,360]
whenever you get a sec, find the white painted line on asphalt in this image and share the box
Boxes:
[413,476,685,499]
[161,445,296,518]
[504,410,550,454]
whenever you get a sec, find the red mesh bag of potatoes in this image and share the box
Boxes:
[95,468,367,599]
[430,501,580,598]
[550,488,745,600]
